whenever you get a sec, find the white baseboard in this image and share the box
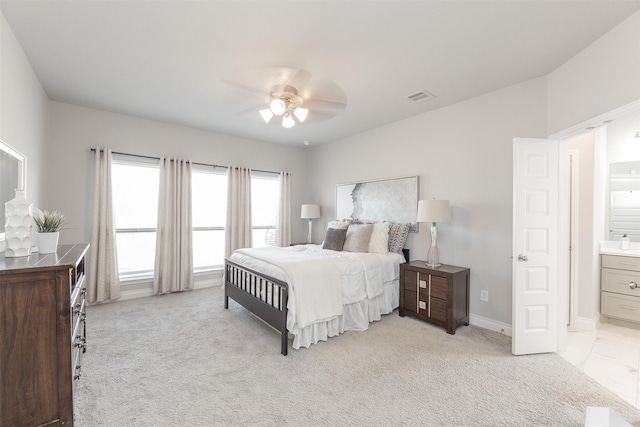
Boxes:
[119,271,223,301]
[569,315,599,332]
[469,314,512,336]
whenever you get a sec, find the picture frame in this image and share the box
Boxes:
[0,139,27,252]
[336,175,419,231]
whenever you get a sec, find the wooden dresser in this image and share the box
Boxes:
[601,254,640,323]
[0,243,89,427]
[399,261,470,334]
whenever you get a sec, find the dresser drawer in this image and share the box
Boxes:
[602,255,640,272]
[601,268,640,297]
[601,291,640,323]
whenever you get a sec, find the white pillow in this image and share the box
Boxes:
[368,222,390,254]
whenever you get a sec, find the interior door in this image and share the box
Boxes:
[512,138,566,355]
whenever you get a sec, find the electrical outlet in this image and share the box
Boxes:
[480,290,489,302]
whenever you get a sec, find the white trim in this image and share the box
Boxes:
[470,314,512,336]
[569,314,599,332]
[549,99,640,141]
[568,150,580,330]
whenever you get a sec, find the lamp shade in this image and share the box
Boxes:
[301,204,321,219]
[416,199,451,223]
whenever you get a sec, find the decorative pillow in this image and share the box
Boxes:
[343,223,374,252]
[368,222,391,254]
[322,227,348,251]
[388,222,411,254]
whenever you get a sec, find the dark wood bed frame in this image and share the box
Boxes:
[224,249,409,356]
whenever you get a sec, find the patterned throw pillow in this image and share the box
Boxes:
[368,222,391,254]
[388,222,410,253]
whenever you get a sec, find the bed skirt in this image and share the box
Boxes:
[290,280,399,349]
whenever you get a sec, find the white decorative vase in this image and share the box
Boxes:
[37,232,59,254]
[4,189,33,257]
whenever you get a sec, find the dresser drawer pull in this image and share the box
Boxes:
[630,281,638,290]
[619,305,637,311]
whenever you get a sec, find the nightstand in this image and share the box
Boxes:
[399,261,470,334]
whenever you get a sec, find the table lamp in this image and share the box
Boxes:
[301,204,321,244]
[416,199,451,268]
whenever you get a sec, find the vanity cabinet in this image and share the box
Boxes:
[0,244,89,426]
[601,254,640,323]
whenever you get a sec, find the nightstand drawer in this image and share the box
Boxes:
[430,276,448,300]
[429,297,447,322]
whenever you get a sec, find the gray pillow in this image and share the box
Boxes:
[323,227,348,251]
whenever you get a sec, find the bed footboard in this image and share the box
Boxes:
[224,260,289,355]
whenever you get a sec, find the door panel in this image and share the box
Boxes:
[513,138,561,355]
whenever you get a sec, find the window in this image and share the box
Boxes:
[192,166,227,270]
[251,173,279,248]
[112,158,282,278]
[111,157,160,277]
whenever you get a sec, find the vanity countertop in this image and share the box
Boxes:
[600,241,640,258]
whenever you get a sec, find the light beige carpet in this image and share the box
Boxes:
[75,286,640,426]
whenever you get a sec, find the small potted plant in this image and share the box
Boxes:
[34,210,66,254]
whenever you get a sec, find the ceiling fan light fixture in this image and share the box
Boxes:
[259,108,273,123]
[294,107,308,123]
[270,98,286,115]
[282,113,295,128]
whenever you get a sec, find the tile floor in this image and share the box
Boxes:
[561,321,640,409]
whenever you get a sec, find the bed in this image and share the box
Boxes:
[224,221,410,355]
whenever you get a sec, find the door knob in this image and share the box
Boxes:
[518,254,529,262]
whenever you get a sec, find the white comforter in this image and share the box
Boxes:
[228,245,405,333]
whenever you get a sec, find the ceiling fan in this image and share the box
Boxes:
[222,68,347,128]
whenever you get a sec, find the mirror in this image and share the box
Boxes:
[0,140,26,251]
[609,160,640,241]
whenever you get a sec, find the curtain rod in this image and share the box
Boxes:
[90,148,281,175]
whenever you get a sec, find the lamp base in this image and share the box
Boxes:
[426,244,441,268]
[306,219,313,244]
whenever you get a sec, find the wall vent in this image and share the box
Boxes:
[407,90,436,102]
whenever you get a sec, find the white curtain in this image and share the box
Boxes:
[88,147,120,303]
[225,166,252,258]
[276,171,291,246]
[153,157,193,295]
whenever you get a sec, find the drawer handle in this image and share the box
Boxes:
[630,281,638,290]
[619,305,637,311]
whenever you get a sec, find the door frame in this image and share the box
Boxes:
[549,99,640,342]
[568,149,579,330]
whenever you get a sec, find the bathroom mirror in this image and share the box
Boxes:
[609,160,640,241]
[0,139,26,251]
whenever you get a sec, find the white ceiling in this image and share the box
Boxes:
[2,1,639,147]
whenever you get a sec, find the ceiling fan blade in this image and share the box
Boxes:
[305,98,347,110]
[221,79,266,95]
[285,69,312,90]
[236,104,264,116]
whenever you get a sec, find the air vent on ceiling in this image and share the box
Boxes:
[407,90,436,102]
